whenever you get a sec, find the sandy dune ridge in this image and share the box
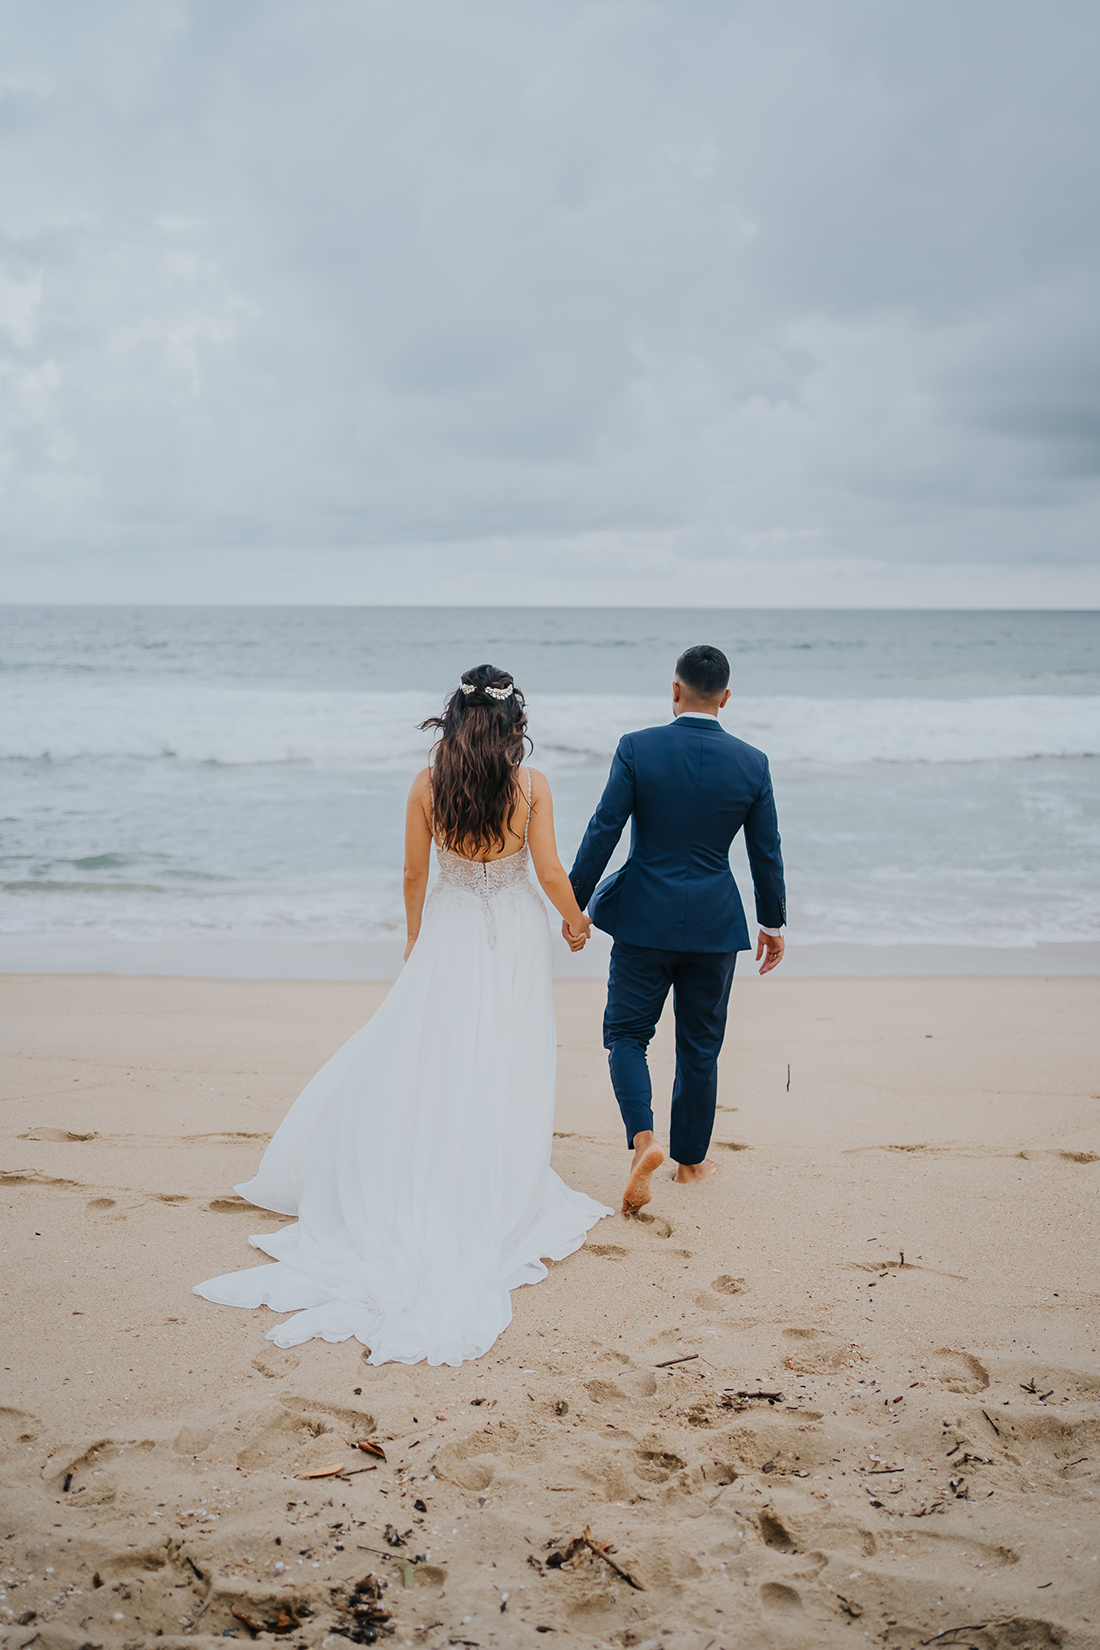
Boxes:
[0,973,1097,1649]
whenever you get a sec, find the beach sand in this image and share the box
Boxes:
[0,971,1097,1650]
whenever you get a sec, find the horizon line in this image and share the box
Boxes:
[1,601,1097,614]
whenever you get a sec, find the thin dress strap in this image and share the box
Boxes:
[523,767,532,848]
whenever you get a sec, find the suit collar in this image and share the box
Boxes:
[672,714,725,732]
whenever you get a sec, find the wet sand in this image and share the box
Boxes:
[0,972,1097,1649]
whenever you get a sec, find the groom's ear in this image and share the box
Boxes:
[719,688,731,709]
[672,679,682,704]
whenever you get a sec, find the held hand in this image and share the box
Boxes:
[561,916,591,953]
[756,931,784,975]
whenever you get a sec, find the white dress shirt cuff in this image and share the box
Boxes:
[758,925,784,937]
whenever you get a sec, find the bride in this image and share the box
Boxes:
[195,665,612,1366]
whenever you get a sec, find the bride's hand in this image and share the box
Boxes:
[561,916,590,952]
[404,935,416,960]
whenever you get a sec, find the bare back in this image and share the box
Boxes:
[425,766,532,863]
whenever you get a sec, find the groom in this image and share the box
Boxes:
[566,645,786,1213]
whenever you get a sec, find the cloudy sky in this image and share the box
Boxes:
[2,0,1098,606]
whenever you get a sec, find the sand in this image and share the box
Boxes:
[0,970,1097,1650]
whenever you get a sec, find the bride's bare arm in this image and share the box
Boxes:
[526,769,591,943]
[403,769,433,958]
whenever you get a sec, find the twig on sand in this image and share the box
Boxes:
[655,1353,700,1369]
[580,1528,646,1591]
[546,1527,645,1591]
[981,1409,1000,1436]
[918,1628,988,1646]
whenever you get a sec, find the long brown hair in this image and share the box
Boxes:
[419,665,530,855]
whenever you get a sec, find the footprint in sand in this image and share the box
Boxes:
[0,1407,41,1455]
[760,1581,802,1614]
[251,1350,300,1379]
[434,1422,527,1491]
[781,1327,851,1372]
[0,1169,80,1189]
[843,1142,943,1156]
[758,1509,798,1552]
[235,1396,377,1471]
[633,1448,686,1483]
[207,1196,285,1220]
[18,1127,98,1143]
[710,1275,745,1295]
[586,1370,658,1405]
[625,1211,673,1238]
[587,1244,627,1259]
[87,1196,116,1210]
[185,1130,269,1143]
[48,1437,136,1495]
[932,1347,990,1393]
[1017,1148,1099,1164]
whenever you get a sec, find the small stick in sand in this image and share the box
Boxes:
[581,1527,644,1591]
[655,1352,700,1368]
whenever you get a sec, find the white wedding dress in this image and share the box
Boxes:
[194,777,611,1367]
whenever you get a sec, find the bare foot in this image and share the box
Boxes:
[623,1143,665,1213]
[673,1159,718,1184]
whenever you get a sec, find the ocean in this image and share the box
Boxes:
[1,606,1098,973]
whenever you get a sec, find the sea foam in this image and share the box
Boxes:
[4,681,1098,768]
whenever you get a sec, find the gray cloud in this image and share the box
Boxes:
[1,0,1099,602]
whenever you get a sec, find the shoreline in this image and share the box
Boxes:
[2,932,1099,978]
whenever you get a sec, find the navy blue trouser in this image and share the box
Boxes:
[603,941,738,1166]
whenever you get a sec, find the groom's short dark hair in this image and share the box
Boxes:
[676,644,730,698]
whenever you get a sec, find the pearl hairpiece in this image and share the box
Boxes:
[460,681,513,700]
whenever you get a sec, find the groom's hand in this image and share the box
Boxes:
[562,917,590,952]
[756,931,785,975]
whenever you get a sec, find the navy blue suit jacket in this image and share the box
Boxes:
[568,715,786,953]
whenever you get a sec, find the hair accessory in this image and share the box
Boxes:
[460,681,513,700]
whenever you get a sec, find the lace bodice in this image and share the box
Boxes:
[436,843,533,895]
